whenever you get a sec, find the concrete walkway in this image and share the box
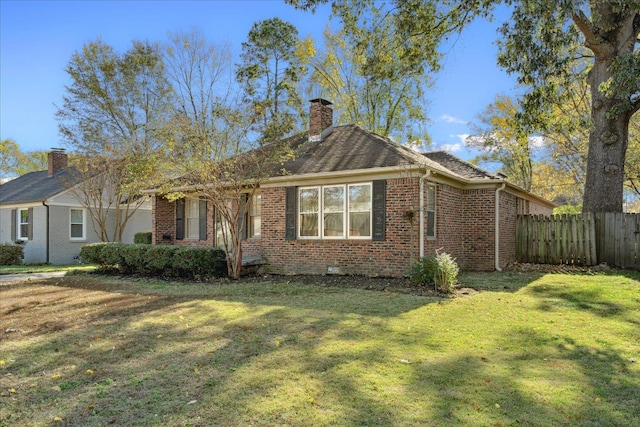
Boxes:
[0,271,68,283]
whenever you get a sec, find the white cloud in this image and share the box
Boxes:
[438,114,466,124]
[455,134,471,144]
[437,143,463,152]
[529,135,546,149]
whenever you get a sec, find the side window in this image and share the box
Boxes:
[18,208,30,240]
[348,184,371,238]
[426,183,436,239]
[249,194,261,238]
[186,199,200,240]
[299,187,320,237]
[70,208,85,240]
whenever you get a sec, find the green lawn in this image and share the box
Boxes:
[0,270,638,426]
[0,263,97,275]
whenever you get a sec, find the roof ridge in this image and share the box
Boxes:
[424,150,497,178]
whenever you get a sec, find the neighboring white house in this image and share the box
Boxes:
[0,149,151,264]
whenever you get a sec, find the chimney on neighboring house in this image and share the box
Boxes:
[308,98,333,142]
[48,148,68,177]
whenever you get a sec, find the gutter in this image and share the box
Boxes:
[42,200,50,263]
[419,169,432,259]
[495,182,506,271]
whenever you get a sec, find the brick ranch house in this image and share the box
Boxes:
[151,99,553,277]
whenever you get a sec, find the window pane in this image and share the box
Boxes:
[427,185,436,211]
[71,224,83,238]
[323,186,344,212]
[323,213,344,237]
[349,185,371,211]
[71,209,83,223]
[250,194,261,216]
[20,209,29,223]
[300,213,318,236]
[427,211,435,238]
[187,218,200,240]
[299,188,319,213]
[350,212,370,237]
[20,224,28,238]
[250,217,261,237]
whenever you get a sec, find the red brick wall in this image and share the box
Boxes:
[152,195,215,247]
[256,178,421,277]
[499,191,518,269]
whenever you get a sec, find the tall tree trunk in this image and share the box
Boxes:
[577,4,637,213]
[583,57,630,212]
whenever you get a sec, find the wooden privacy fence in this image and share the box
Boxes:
[516,213,640,269]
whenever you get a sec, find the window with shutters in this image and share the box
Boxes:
[18,208,30,241]
[69,208,85,240]
[297,183,372,239]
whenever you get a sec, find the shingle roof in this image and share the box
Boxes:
[277,125,497,182]
[422,151,496,180]
[280,124,446,175]
[0,169,74,204]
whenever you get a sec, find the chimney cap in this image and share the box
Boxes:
[50,147,66,152]
[309,98,333,106]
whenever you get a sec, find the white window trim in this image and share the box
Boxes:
[185,199,200,240]
[248,193,261,238]
[298,183,372,240]
[426,183,436,240]
[69,208,86,241]
[17,208,29,241]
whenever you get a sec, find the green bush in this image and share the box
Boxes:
[433,251,459,294]
[79,243,227,279]
[133,232,152,244]
[0,243,23,265]
[408,250,459,294]
[407,256,438,286]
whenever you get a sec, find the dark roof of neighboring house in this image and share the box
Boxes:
[278,124,497,181]
[423,151,495,180]
[0,169,74,204]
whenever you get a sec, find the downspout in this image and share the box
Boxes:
[42,200,50,263]
[419,169,432,258]
[494,183,506,271]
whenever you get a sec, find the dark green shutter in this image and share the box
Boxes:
[176,199,185,240]
[285,187,297,240]
[238,194,248,240]
[372,180,386,241]
[199,199,207,240]
[11,209,16,241]
[27,208,34,240]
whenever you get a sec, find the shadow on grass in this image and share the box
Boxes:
[1,274,638,425]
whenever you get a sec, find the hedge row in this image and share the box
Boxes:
[0,243,23,265]
[79,243,227,279]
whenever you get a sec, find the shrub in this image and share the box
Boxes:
[0,243,23,265]
[408,256,438,286]
[433,250,459,294]
[133,232,152,244]
[79,243,226,279]
[407,250,459,294]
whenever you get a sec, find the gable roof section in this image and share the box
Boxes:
[280,124,447,176]
[0,170,73,205]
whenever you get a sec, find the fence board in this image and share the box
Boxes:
[516,213,639,269]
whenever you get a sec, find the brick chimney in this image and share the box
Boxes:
[309,98,333,142]
[48,148,68,177]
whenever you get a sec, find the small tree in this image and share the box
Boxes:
[65,154,154,242]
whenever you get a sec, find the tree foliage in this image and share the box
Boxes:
[56,39,172,242]
[467,95,534,190]
[290,0,640,212]
[236,18,311,143]
[0,140,48,179]
[310,19,430,142]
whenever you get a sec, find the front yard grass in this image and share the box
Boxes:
[0,263,97,275]
[0,270,638,426]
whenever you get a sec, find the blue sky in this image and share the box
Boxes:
[0,0,519,160]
